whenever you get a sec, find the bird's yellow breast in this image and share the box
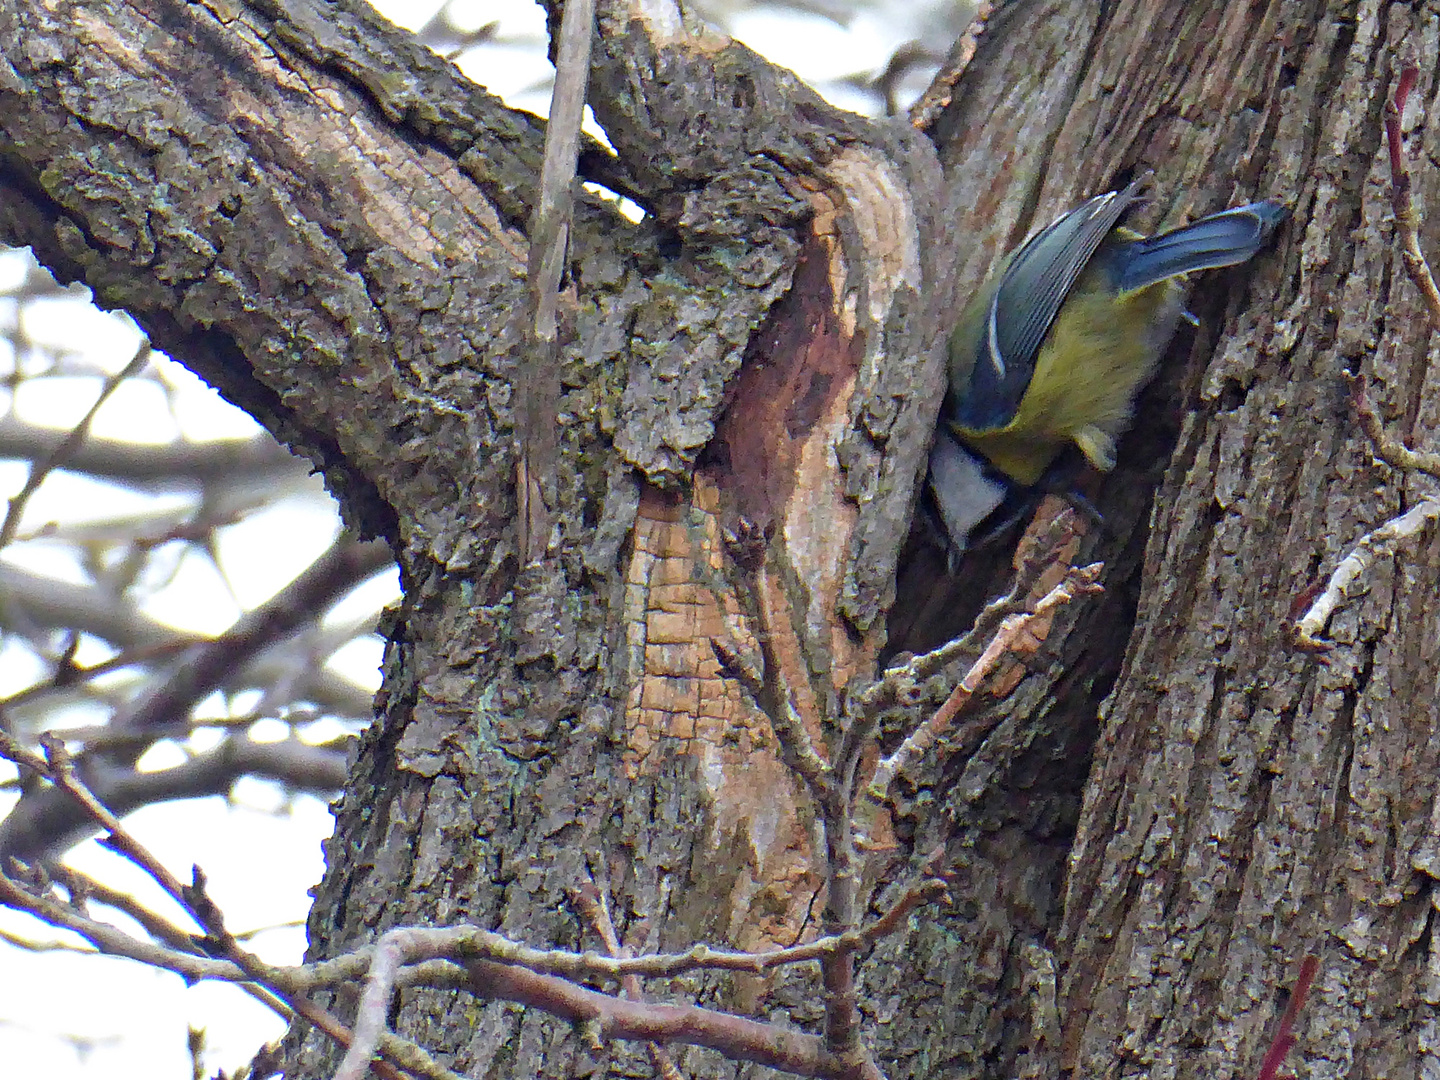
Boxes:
[953,271,1183,485]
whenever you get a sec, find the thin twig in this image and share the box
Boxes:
[571,881,683,1080]
[530,0,594,345]
[1253,955,1319,1080]
[333,928,467,1080]
[866,562,1104,800]
[0,639,195,713]
[113,538,391,736]
[1292,497,1440,649]
[820,520,1087,1054]
[44,860,199,954]
[1352,375,1440,479]
[1294,63,1440,649]
[818,784,860,1056]
[182,869,452,1080]
[2,583,911,1080]
[855,509,1084,721]
[0,539,384,864]
[458,957,886,1080]
[2,846,919,1080]
[0,340,151,554]
[0,925,96,953]
[1385,65,1440,328]
[516,0,596,562]
[747,567,835,802]
[0,731,197,918]
[718,556,860,1056]
[319,894,950,986]
[0,731,432,1080]
[0,867,236,982]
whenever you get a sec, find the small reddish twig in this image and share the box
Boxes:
[1294,63,1440,650]
[1383,65,1440,329]
[1254,955,1319,1080]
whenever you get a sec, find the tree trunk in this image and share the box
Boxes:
[2,1,1436,1078]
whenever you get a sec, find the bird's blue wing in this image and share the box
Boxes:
[953,181,1146,431]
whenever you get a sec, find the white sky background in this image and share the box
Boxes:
[0,1,960,1076]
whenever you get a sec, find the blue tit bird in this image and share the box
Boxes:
[929,180,1288,557]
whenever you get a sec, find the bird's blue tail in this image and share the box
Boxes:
[1116,201,1288,293]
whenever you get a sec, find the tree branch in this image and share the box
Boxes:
[516,0,596,563]
[0,416,308,489]
[0,735,350,862]
[867,561,1104,800]
[0,735,923,1080]
[460,957,885,1080]
[1293,62,1440,650]
[0,340,151,554]
[113,537,390,735]
[0,536,386,860]
[0,563,377,719]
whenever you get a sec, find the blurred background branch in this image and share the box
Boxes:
[0,252,399,861]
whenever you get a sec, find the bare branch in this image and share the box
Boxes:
[2,843,925,1080]
[0,536,386,860]
[0,340,152,554]
[867,562,1105,800]
[0,563,376,719]
[517,0,596,562]
[334,927,488,1080]
[311,890,946,988]
[0,867,227,979]
[530,0,594,347]
[114,537,390,735]
[1292,497,1440,650]
[0,736,442,1080]
[856,509,1085,722]
[100,734,348,804]
[0,925,96,953]
[0,563,206,651]
[1352,375,1440,479]
[45,860,198,955]
[0,731,351,863]
[1293,64,1440,650]
[0,416,308,489]
[714,563,835,804]
[712,545,869,1056]
[570,880,683,1080]
[459,957,885,1080]
[0,732,198,917]
[5,861,902,1080]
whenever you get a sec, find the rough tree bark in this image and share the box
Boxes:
[2,0,1437,1078]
